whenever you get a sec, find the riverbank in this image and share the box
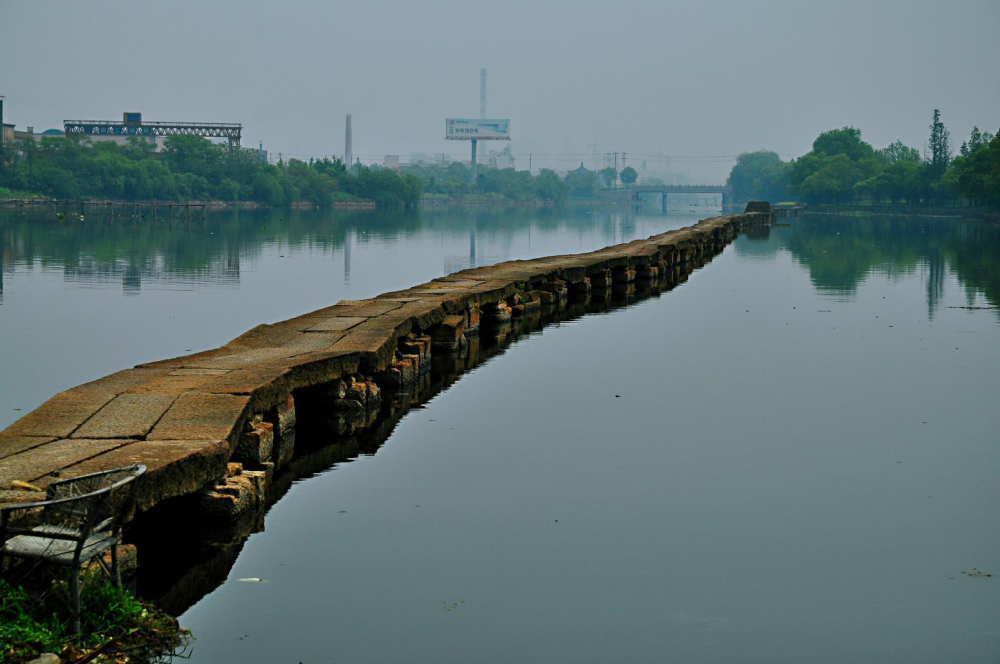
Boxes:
[0,197,377,212]
[808,203,999,221]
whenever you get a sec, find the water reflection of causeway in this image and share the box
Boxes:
[129,257,710,617]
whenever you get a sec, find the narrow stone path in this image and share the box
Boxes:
[0,211,781,516]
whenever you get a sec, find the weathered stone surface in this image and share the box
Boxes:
[466,306,482,334]
[197,474,258,520]
[64,439,230,514]
[4,387,118,439]
[234,422,274,465]
[328,328,397,373]
[431,315,466,342]
[147,393,251,449]
[391,300,447,331]
[399,336,432,365]
[126,372,224,394]
[385,356,418,387]
[72,393,178,439]
[269,395,296,438]
[336,299,404,317]
[482,301,512,324]
[0,433,57,460]
[306,316,367,332]
[282,351,359,391]
[201,365,291,412]
[343,378,381,413]
[0,439,133,486]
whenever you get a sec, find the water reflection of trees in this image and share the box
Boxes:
[735,214,1000,318]
[0,206,649,298]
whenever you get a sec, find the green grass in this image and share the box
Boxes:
[0,574,187,663]
[0,187,45,199]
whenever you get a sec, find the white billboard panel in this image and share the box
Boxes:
[445,118,511,140]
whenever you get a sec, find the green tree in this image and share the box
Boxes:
[811,127,875,161]
[725,151,791,203]
[877,140,921,165]
[619,166,638,189]
[599,166,618,189]
[534,169,568,203]
[927,109,951,179]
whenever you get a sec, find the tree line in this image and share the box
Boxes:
[2,132,690,209]
[0,134,423,209]
[726,111,999,207]
[402,161,639,203]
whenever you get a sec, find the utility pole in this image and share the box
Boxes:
[471,140,478,185]
[529,153,532,174]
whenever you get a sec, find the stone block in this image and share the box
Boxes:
[0,433,57,461]
[482,301,512,324]
[399,336,431,365]
[269,395,296,439]
[466,307,481,335]
[4,386,119,440]
[197,475,256,520]
[568,277,591,294]
[201,365,291,413]
[328,328,397,374]
[539,280,567,294]
[234,422,273,466]
[430,315,466,342]
[306,316,367,332]
[0,439,133,487]
[72,393,178,440]
[146,393,251,450]
[64,439,231,514]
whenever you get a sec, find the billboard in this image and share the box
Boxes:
[445,118,510,140]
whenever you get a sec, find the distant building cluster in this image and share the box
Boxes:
[0,97,260,160]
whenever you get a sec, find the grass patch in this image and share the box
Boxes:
[0,187,45,199]
[0,575,188,663]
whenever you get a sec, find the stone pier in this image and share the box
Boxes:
[0,208,795,522]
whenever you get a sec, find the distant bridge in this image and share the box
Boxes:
[633,184,729,210]
[65,118,242,147]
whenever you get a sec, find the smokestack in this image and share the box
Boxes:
[344,114,353,169]
[480,68,486,119]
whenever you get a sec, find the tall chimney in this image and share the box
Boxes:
[480,69,487,119]
[344,114,353,169]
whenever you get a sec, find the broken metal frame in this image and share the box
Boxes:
[0,464,147,633]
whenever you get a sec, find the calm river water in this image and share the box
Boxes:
[2,206,999,662]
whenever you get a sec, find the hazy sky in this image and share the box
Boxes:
[2,0,998,181]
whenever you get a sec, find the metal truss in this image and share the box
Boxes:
[64,120,242,146]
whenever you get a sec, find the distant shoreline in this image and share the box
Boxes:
[807,203,999,222]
